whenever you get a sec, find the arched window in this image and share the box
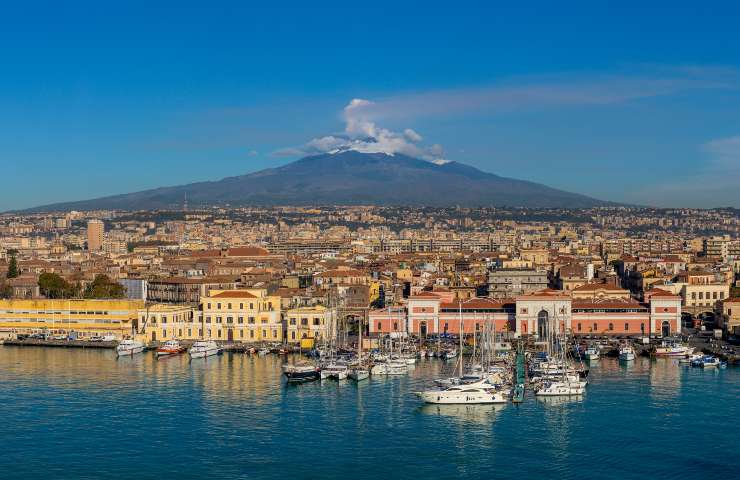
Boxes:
[608,323,614,331]
[537,310,549,339]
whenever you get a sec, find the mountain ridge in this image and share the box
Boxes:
[20,151,615,212]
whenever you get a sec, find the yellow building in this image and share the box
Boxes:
[0,298,144,339]
[286,305,333,345]
[137,304,194,342]
[198,289,282,343]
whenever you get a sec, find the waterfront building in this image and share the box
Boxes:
[721,298,740,335]
[285,305,332,345]
[0,298,144,339]
[137,304,194,342]
[199,289,282,342]
[147,276,239,304]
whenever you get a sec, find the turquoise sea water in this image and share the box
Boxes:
[0,347,737,480]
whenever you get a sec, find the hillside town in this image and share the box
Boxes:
[0,206,739,346]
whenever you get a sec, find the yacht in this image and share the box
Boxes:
[618,345,636,361]
[282,362,321,383]
[691,355,721,368]
[116,339,144,356]
[535,380,586,396]
[584,346,600,361]
[321,361,349,380]
[417,379,509,404]
[156,340,186,357]
[189,340,220,359]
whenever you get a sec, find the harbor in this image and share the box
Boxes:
[0,345,736,480]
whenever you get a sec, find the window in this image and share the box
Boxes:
[188,328,192,336]
[162,329,166,338]
[250,330,254,338]
[239,303,243,309]
[720,292,725,299]
[377,322,382,331]
[593,323,597,332]
[248,317,255,324]
[699,292,703,300]
[291,332,296,340]
[272,329,277,338]
[240,330,244,338]
[289,318,296,325]
[161,316,167,324]
[608,323,614,331]
[198,329,202,336]
[691,293,696,300]
[262,329,267,338]
[207,303,211,309]
[228,303,232,309]
[217,330,221,338]
[238,316,244,324]
[301,317,308,326]
[217,303,221,309]
[640,323,645,333]
[178,329,182,337]
[713,292,717,300]
[393,322,398,330]
[577,323,582,332]
[216,317,222,324]
[227,316,233,324]
[624,323,629,331]
[314,318,321,326]
[249,303,254,309]
[205,316,211,323]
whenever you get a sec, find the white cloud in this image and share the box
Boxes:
[274,98,450,164]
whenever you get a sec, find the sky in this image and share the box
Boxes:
[2,1,740,210]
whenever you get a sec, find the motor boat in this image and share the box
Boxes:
[584,346,600,361]
[116,339,144,356]
[653,341,693,357]
[283,362,321,383]
[692,355,721,368]
[535,380,586,396]
[371,360,408,375]
[156,339,186,357]
[619,345,636,361]
[417,379,510,404]
[189,340,220,359]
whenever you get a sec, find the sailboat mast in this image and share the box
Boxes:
[458,299,464,378]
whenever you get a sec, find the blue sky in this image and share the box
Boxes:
[2,2,740,210]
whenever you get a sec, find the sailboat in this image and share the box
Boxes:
[534,309,586,397]
[348,313,369,381]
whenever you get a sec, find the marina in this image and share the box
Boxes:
[0,345,736,480]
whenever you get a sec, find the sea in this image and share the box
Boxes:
[0,346,737,480]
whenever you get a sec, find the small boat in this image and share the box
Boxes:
[156,339,186,357]
[693,355,721,368]
[257,348,270,356]
[371,360,408,375]
[443,349,458,360]
[584,346,600,361]
[417,379,509,404]
[618,345,636,361]
[283,363,321,383]
[321,361,349,380]
[189,340,220,359]
[679,353,702,365]
[348,367,369,381]
[116,339,144,356]
[535,380,586,396]
[653,341,693,357]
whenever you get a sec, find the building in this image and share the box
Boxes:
[119,278,148,301]
[87,219,104,251]
[198,289,282,342]
[721,298,740,335]
[0,298,144,339]
[137,304,194,342]
[285,305,333,345]
[488,268,548,298]
[147,276,238,304]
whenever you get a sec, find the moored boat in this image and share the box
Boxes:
[584,346,600,361]
[348,367,369,381]
[618,345,636,361]
[116,339,144,356]
[283,362,321,383]
[653,340,693,357]
[417,379,509,404]
[189,340,220,359]
[156,339,186,357]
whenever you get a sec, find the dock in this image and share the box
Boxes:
[3,339,117,349]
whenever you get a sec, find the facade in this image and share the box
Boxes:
[285,305,332,344]
[198,289,282,343]
[369,288,681,338]
[721,298,740,335]
[0,298,144,339]
[138,304,194,342]
[147,277,238,304]
[87,219,104,251]
[488,268,548,298]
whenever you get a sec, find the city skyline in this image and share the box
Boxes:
[3,3,740,210]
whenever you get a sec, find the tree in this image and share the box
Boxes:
[6,254,19,279]
[38,272,75,299]
[0,280,12,299]
[83,274,125,299]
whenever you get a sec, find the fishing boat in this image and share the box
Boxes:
[116,339,144,356]
[417,378,509,404]
[618,344,636,361]
[653,340,693,357]
[584,346,600,361]
[156,339,186,357]
[283,362,321,383]
[189,340,220,359]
